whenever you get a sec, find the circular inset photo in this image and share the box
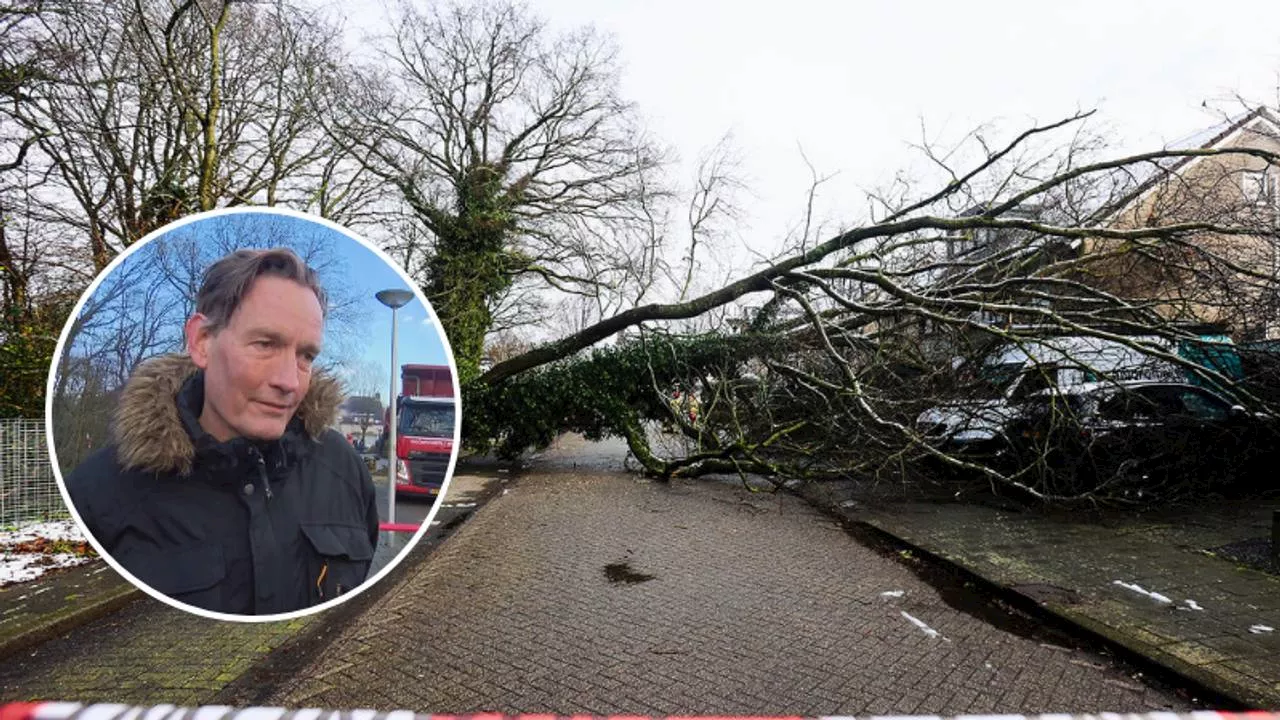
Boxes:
[45,208,459,621]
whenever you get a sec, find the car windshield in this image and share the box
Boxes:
[398,401,455,438]
[1097,385,1230,422]
[1178,388,1230,421]
[970,362,1023,398]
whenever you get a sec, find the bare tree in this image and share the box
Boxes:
[340,358,386,449]
[336,0,668,381]
[0,0,378,273]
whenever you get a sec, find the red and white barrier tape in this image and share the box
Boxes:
[1,706,1275,720]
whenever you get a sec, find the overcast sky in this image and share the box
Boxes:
[322,0,1280,265]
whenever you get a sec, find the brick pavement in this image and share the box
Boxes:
[257,435,1189,716]
[0,472,502,705]
[0,597,315,704]
[808,492,1280,708]
[0,560,139,660]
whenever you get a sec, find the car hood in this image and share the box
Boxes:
[917,400,1020,442]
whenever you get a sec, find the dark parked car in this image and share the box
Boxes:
[1008,381,1274,492]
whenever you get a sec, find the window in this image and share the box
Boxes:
[1178,389,1230,421]
[971,362,1022,398]
[1098,389,1165,421]
[1098,393,1132,421]
[1241,170,1275,205]
[1136,387,1188,416]
[949,228,998,258]
[398,402,455,438]
[1099,386,1227,423]
[1010,367,1057,400]
[1057,366,1095,386]
[970,308,1008,326]
[949,233,976,258]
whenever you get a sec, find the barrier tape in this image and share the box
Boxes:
[378,522,421,533]
[1,705,1275,720]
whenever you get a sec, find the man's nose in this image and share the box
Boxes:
[267,350,301,395]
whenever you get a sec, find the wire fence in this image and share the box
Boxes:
[0,419,67,527]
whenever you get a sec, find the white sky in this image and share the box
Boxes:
[324,0,1280,265]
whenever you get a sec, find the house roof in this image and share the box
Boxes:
[341,395,383,416]
[1096,106,1280,224]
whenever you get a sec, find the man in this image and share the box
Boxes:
[66,248,381,615]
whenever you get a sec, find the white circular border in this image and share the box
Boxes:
[43,206,463,623]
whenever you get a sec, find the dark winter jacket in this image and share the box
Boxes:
[66,354,380,615]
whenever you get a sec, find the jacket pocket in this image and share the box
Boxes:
[120,543,226,598]
[300,522,374,602]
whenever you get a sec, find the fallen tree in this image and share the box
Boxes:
[468,107,1280,505]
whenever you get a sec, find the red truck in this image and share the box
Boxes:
[381,364,456,497]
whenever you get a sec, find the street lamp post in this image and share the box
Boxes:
[375,289,415,525]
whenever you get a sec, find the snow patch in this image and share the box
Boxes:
[1182,599,1204,611]
[0,553,92,587]
[900,611,948,641]
[880,590,905,598]
[0,519,94,587]
[1,519,85,545]
[1112,580,1172,604]
[1249,624,1274,634]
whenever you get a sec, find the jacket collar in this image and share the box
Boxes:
[112,353,344,475]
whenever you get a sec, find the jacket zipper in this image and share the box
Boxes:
[251,447,274,500]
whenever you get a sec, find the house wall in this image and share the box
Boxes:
[1082,118,1280,339]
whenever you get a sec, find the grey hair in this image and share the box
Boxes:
[195,248,328,332]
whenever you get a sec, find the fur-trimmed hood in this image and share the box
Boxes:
[112,353,344,475]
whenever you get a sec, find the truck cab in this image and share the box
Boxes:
[378,364,457,497]
[392,395,456,496]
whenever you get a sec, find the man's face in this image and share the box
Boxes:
[187,275,324,442]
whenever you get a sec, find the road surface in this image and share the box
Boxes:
[233,435,1193,716]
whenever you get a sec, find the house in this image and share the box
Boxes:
[910,108,1280,346]
[1079,107,1280,340]
[944,204,1047,265]
[338,394,384,450]
[794,108,1280,383]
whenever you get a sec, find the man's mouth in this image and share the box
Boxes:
[254,400,292,414]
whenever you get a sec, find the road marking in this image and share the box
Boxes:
[1112,580,1172,604]
[900,611,948,641]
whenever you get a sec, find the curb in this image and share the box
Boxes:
[790,481,1266,709]
[0,564,142,662]
[849,514,1260,709]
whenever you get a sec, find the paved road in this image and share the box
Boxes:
[0,470,506,705]
[241,435,1191,716]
